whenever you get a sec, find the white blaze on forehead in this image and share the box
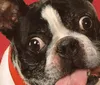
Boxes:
[41,5,69,66]
[41,5,69,39]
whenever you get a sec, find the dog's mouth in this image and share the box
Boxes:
[56,67,100,85]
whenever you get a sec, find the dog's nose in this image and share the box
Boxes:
[57,36,81,58]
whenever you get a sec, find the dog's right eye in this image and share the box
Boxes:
[79,16,92,30]
[28,37,45,53]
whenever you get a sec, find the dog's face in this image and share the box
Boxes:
[0,0,100,85]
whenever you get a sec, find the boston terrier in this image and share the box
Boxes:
[0,0,100,85]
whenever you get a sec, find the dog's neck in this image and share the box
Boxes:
[8,46,26,85]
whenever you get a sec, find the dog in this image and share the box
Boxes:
[0,0,100,85]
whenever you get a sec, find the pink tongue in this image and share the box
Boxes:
[56,70,88,85]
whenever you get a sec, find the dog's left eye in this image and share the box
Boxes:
[79,16,92,30]
[28,37,45,52]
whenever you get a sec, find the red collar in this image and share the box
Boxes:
[8,47,26,85]
[24,0,39,5]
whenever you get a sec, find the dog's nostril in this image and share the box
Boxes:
[57,36,80,58]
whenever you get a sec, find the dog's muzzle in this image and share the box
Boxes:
[55,36,100,85]
[56,36,85,69]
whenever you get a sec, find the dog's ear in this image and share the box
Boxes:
[0,0,29,40]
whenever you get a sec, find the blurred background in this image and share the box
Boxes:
[0,0,100,61]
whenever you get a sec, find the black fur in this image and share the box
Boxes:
[0,0,100,85]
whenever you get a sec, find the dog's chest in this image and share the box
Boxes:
[0,46,15,85]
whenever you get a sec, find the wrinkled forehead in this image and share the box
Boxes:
[26,0,96,34]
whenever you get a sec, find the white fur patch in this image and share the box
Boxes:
[0,46,15,85]
[42,5,69,39]
[71,32,99,68]
[41,5,69,66]
[0,46,29,85]
[41,5,100,69]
